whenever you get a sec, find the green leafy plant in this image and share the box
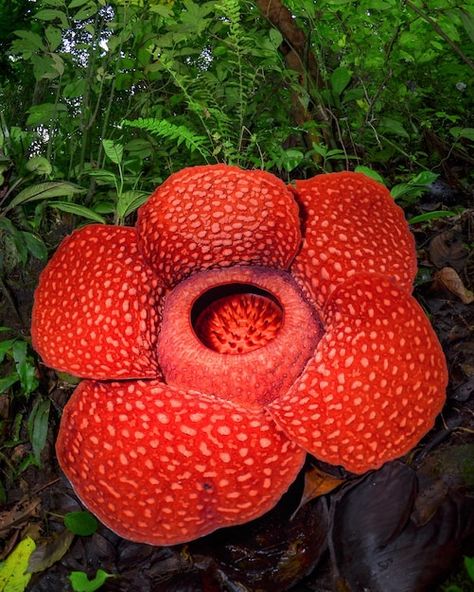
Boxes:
[87,139,150,225]
[391,171,440,204]
[69,569,113,592]
[0,330,50,494]
[64,511,99,537]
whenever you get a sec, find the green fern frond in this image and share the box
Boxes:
[122,118,212,161]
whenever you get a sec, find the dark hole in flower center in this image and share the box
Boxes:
[191,283,283,355]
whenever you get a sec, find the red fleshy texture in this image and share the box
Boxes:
[32,225,163,379]
[268,273,448,474]
[291,172,417,310]
[30,165,448,545]
[57,379,306,545]
[157,266,322,410]
[194,293,283,354]
[137,164,302,287]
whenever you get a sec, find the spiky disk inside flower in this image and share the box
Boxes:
[137,164,302,287]
[56,379,306,545]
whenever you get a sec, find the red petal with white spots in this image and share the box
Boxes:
[57,379,306,545]
[137,164,301,287]
[32,225,163,379]
[268,273,447,474]
[291,172,417,310]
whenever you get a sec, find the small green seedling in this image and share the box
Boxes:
[69,569,112,592]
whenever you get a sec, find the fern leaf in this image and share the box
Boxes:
[122,118,211,160]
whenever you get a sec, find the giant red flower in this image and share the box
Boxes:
[32,165,447,545]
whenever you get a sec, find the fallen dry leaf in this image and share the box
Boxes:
[434,267,474,304]
[0,497,41,539]
[292,465,344,519]
[27,530,75,574]
[429,227,468,272]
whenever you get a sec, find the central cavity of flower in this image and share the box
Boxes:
[158,266,322,410]
[192,285,283,355]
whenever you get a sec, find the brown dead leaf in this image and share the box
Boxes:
[434,267,474,304]
[292,466,344,518]
[0,497,41,538]
[429,227,468,272]
[27,529,75,574]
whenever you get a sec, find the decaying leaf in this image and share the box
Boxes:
[434,267,474,304]
[429,227,468,272]
[0,537,36,592]
[27,530,75,574]
[0,498,41,539]
[292,465,345,518]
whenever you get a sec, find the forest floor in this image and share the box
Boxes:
[0,182,473,592]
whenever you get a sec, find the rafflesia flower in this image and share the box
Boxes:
[32,165,447,545]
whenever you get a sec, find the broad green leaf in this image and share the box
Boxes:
[354,166,385,185]
[379,117,409,138]
[87,169,117,183]
[69,569,112,592]
[21,232,48,261]
[5,182,82,212]
[282,148,304,172]
[63,78,87,98]
[117,190,148,220]
[269,28,283,48]
[0,537,36,592]
[26,156,52,175]
[69,0,89,8]
[330,66,352,97]
[450,127,474,141]
[45,26,62,51]
[391,183,412,199]
[92,201,115,214]
[26,102,67,126]
[64,512,99,536]
[102,140,123,165]
[42,0,67,6]
[408,210,456,224]
[27,398,51,465]
[49,202,106,223]
[74,2,98,21]
[34,9,68,28]
[409,171,438,186]
[31,54,63,81]
[13,30,44,52]
[311,143,328,158]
